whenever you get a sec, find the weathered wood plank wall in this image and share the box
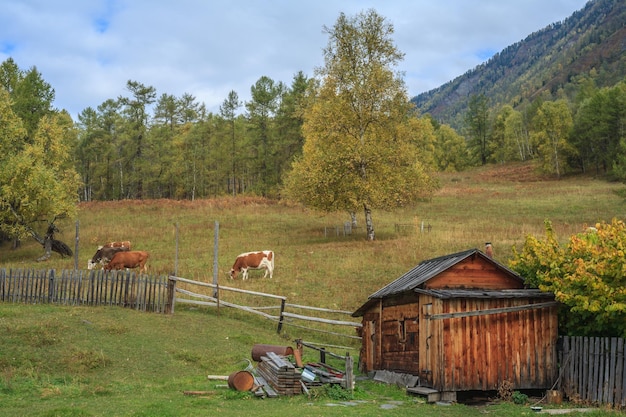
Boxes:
[414,296,559,392]
[561,336,625,408]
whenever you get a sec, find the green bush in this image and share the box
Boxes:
[318,383,353,401]
[512,391,528,405]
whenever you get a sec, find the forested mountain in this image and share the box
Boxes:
[2,1,625,211]
[412,0,626,130]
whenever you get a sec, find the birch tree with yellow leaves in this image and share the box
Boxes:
[283,10,437,240]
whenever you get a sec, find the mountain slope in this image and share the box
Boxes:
[412,0,626,129]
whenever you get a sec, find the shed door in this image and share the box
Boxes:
[420,303,433,386]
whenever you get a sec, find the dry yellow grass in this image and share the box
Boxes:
[1,162,623,319]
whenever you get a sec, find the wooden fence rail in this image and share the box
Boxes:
[168,276,361,339]
[0,268,170,312]
[1,270,361,339]
[560,336,626,408]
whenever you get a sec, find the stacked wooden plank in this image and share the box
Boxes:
[256,352,302,396]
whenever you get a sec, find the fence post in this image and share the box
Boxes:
[344,353,354,392]
[74,220,79,270]
[166,276,177,314]
[174,223,179,276]
[48,269,55,303]
[213,221,219,298]
[277,298,286,333]
[320,347,326,364]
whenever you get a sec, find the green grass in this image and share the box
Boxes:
[1,161,625,415]
[1,304,620,417]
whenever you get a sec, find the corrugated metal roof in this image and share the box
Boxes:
[352,248,527,317]
[368,249,489,299]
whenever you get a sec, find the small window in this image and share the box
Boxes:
[399,319,406,342]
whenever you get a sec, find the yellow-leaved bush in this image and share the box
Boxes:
[510,219,626,337]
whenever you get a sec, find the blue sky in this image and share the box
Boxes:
[1,0,589,119]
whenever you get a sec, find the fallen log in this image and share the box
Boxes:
[207,375,229,380]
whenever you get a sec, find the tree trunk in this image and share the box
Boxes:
[552,137,561,178]
[350,212,357,227]
[37,237,52,261]
[363,203,375,241]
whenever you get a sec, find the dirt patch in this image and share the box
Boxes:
[436,161,556,190]
[474,162,552,183]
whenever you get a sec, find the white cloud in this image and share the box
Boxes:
[0,0,588,119]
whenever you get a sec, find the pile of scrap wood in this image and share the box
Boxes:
[302,362,345,384]
[251,355,348,397]
[253,351,301,397]
[205,343,352,398]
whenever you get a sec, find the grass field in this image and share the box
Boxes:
[1,161,625,416]
[1,304,621,417]
[3,162,623,313]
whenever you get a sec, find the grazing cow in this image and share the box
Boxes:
[104,250,150,273]
[103,240,131,250]
[485,242,494,258]
[229,250,274,280]
[87,246,130,270]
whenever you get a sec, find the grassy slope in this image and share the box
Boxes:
[2,304,619,417]
[3,162,623,313]
[1,162,624,416]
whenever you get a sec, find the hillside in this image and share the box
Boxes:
[412,0,626,129]
[1,161,623,315]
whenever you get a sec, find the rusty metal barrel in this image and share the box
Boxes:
[251,344,294,362]
[227,371,254,391]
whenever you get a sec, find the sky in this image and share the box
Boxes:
[1,0,590,120]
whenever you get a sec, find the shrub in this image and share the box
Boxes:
[512,391,528,405]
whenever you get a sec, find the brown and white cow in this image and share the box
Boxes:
[104,250,150,273]
[87,246,130,270]
[102,240,131,250]
[229,250,274,280]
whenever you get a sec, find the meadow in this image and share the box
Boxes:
[1,161,625,416]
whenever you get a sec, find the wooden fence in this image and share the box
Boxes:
[323,222,354,238]
[169,276,362,340]
[0,268,171,312]
[0,270,360,338]
[560,336,626,408]
[394,221,432,234]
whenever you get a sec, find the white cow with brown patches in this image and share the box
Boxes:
[229,250,274,280]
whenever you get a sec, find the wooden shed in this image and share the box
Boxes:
[352,248,558,401]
